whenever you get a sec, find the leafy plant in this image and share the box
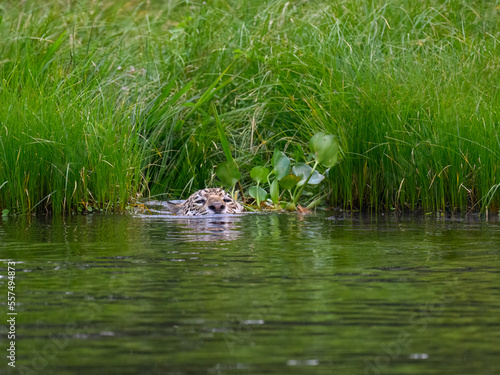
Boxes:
[271,149,290,180]
[290,132,340,207]
[249,166,269,208]
[243,132,340,211]
[216,162,241,193]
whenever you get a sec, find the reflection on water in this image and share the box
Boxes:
[0,212,499,375]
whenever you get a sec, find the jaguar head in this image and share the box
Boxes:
[166,188,243,216]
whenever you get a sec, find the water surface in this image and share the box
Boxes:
[1,211,499,374]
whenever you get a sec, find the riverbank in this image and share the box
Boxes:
[1,0,499,214]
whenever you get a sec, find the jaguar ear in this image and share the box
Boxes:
[166,202,183,215]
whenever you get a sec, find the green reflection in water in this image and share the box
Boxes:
[1,213,499,375]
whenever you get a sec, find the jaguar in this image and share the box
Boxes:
[166,188,244,216]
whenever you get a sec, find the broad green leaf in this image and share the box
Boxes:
[216,162,240,187]
[2,209,9,217]
[285,202,296,211]
[279,174,301,190]
[250,166,269,184]
[271,149,290,180]
[248,186,267,202]
[309,132,339,168]
[292,163,325,186]
[270,179,279,204]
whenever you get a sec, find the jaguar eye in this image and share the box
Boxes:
[194,199,205,204]
[223,197,233,203]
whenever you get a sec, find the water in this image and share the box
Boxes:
[1,211,499,375]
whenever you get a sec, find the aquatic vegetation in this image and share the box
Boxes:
[249,166,269,208]
[215,132,340,211]
[1,0,499,214]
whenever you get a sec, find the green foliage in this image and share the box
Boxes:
[216,162,241,189]
[213,103,234,165]
[271,149,290,181]
[279,175,302,191]
[310,133,340,168]
[242,132,337,210]
[248,186,268,205]
[288,134,340,206]
[1,0,500,213]
[249,166,269,207]
[250,167,269,184]
[292,164,325,187]
[270,179,280,205]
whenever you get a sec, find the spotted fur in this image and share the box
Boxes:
[166,188,243,216]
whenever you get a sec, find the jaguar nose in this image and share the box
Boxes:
[208,202,225,213]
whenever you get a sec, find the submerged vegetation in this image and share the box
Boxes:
[1,0,500,214]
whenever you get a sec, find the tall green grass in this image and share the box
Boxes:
[1,0,499,214]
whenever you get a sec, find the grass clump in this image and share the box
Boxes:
[1,0,500,214]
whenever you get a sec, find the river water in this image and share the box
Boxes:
[1,210,499,374]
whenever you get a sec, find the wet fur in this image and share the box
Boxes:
[167,188,243,216]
